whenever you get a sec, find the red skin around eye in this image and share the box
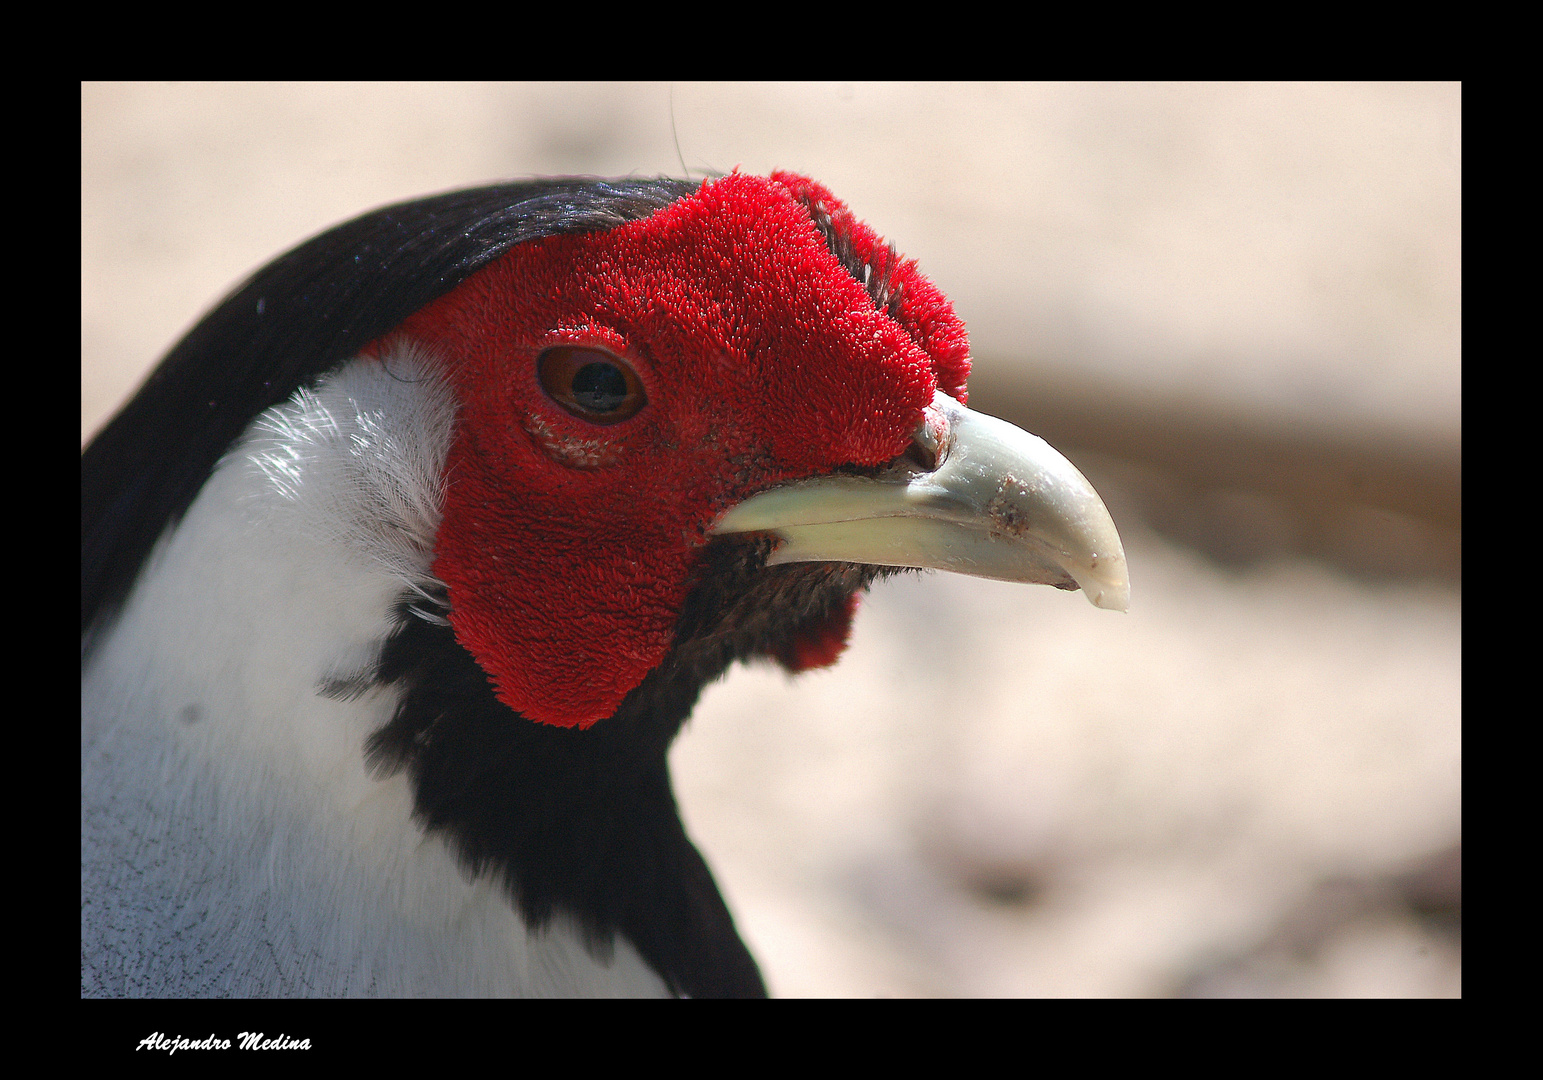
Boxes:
[388,172,968,727]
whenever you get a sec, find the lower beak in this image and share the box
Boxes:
[711,390,1129,612]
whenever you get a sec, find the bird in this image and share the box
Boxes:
[81,171,1128,997]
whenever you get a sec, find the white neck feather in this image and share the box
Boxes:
[82,344,667,997]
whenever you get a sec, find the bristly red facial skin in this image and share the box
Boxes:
[768,172,970,405]
[388,172,971,728]
[770,592,863,673]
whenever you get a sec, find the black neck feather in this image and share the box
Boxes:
[361,538,888,998]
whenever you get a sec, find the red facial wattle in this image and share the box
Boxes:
[387,172,971,727]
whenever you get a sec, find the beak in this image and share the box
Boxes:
[712,390,1129,611]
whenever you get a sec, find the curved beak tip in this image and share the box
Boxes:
[1080,563,1131,612]
[714,391,1130,612]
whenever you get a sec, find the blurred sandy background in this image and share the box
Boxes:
[81,82,1461,997]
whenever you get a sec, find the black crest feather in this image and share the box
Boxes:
[82,178,698,647]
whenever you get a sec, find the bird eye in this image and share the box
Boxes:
[537,346,647,424]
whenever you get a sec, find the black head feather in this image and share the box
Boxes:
[82,178,698,648]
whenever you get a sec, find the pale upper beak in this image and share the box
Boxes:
[711,390,1129,611]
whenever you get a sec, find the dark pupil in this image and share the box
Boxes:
[571,362,629,413]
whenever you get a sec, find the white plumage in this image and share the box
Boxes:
[81,347,668,995]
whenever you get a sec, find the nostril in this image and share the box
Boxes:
[905,405,948,472]
[903,435,938,472]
